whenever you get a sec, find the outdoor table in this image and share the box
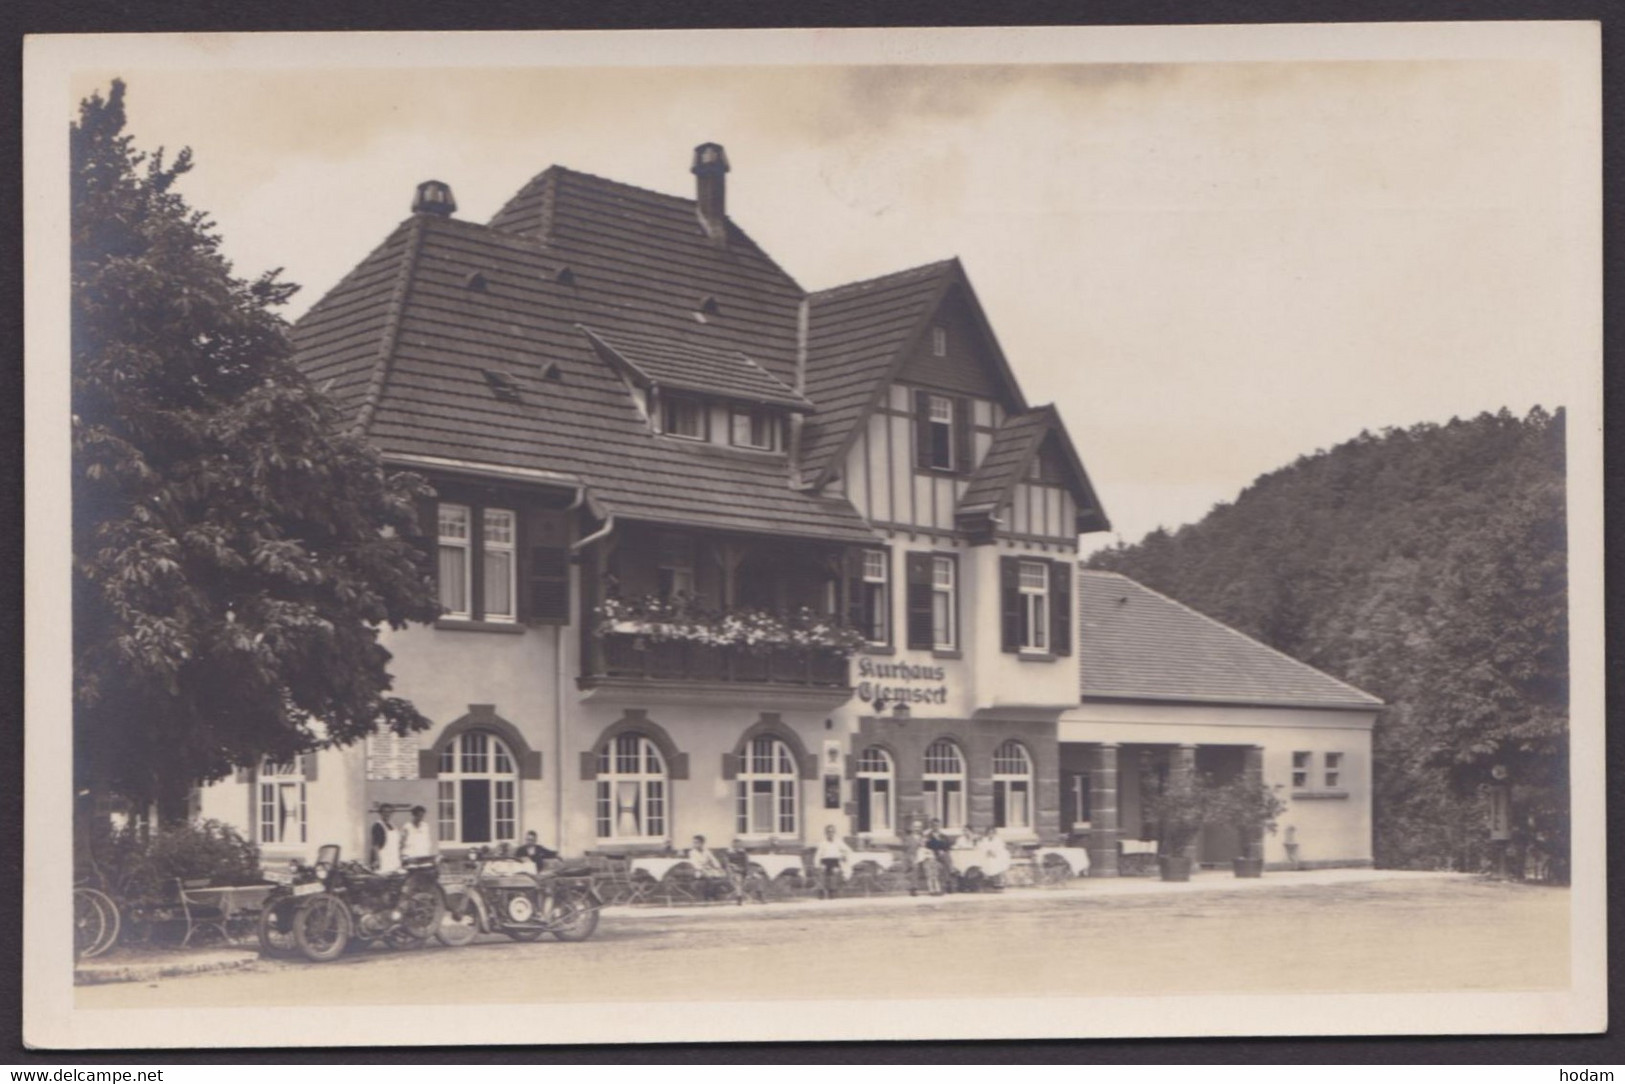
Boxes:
[746,854,806,879]
[1034,847,1092,878]
[629,857,693,882]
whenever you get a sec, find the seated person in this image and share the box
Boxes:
[514,830,559,873]
[686,835,731,901]
[813,824,852,900]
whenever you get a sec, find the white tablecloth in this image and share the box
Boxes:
[746,854,805,879]
[630,857,692,881]
[1119,839,1158,856]
[947,848,1012,876]
[1035,847,1093,877]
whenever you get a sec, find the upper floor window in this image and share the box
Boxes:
[1291,751,1311,789]
[662,396,707,441]
[914,390,970,473]
[1018,561,1049,653]
[931,325,947,357]
[730,407,780,451]
[657,532,696,600]
[437,502,516,623]
[999,556,1073,657]
[857,548,890,645]
[932,556,957,651]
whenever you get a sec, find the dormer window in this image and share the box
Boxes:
[730,407,781,451]
[662,396,707,441]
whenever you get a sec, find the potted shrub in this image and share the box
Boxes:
[1213,776,1286,878]
[1142,771,1214,882]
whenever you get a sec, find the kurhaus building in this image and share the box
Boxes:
[202,146,1378,874]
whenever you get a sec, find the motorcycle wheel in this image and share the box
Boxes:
[435,890,480,948]
[400,885,446,943]
[292,896,350,962]
[548,889,600,943]
[257,898,298,958]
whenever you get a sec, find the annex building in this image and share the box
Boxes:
[202,146,1378,874]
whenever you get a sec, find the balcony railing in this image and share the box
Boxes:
[586,631,850,688]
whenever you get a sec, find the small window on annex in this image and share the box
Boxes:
[922,739,967,830]
[855,747,895,836]
[1324,752,1343,789]
[437,730,519,845]
[1291,751,1311,789]
[596,733,668,844]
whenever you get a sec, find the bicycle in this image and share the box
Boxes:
[74,884,120,959]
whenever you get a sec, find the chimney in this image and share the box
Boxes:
[412,180,456,217]
[691,143,730,245]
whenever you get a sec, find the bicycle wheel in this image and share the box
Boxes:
[74,888,119,959]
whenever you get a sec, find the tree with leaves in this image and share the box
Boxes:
[1089,407,1568,876]
[72,80,441,816]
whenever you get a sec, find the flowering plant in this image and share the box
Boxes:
[594,595,868,654]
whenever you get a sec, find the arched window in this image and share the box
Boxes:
[922,739,967,830]
[596,733,667,843]
[737,736,799,837]
[258,758,306,845]
[855,747,895,836]
[993,741,1034,832]
[437,730,519,845]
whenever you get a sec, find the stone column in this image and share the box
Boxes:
[1173,744,1198,861]
[1088,743,1120,877]
[1244,745,1266,861]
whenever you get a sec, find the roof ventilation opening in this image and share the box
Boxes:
[412,180,457,217]
[691,142,730,245]
[553,265,576,286]
[541,362,563,382]
[464,271,489,292]
[482,369,524,404]
[693,295,720,323]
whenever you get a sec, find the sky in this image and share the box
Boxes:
[66,41,1596,554]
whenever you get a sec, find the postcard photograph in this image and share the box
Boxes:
[22,23,1604,1049]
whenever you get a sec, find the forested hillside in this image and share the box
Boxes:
[1087,408,1568,874]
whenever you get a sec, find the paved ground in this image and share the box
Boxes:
[76,871,1569,1009]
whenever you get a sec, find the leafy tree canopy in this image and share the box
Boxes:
[72,80,441,810]
[1089,407,1567,871]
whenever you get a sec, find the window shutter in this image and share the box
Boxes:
[953,397,972,473]
[913,389,932,469]
[579,751,599,782]
[523,509,571,625]
[1000,556,1021,653]
[1049,559,1072,656]
[720,752,740,781]
[905,552,934,650]
[301,752,319,782]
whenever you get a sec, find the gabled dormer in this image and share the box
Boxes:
[578,324,810,457]
[956,405,1109,543]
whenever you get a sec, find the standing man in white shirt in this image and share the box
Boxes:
[814,824,852,900]
[371,805,403,874]
[401,804,436,862]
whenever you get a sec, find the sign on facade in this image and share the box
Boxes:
[366,731,421,781]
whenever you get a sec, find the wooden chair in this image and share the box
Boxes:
[175,879,230,947]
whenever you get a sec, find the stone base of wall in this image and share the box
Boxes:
[1264,858,1375,872]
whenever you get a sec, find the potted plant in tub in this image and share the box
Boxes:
[1142,771,1214,882]
[1213,775,1286,878]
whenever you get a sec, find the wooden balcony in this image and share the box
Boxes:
[579,632,854,708]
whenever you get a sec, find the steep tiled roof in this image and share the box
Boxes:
[799,261,956,483]
[296,172,874,543]
[1078,571,1382,710]
[959,407,1053,514]
[582,326,810,410]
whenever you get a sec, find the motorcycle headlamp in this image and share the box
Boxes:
[316,865,329,881]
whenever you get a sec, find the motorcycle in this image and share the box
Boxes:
[273,844,448,962]
[436,849,602,947]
